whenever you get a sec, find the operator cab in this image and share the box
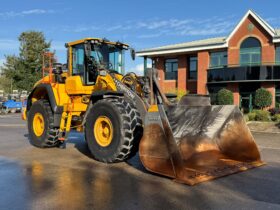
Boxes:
[66,38,128,85]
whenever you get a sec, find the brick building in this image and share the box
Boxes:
[136,10,280,109]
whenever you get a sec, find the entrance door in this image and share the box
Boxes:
[239,82,260,112]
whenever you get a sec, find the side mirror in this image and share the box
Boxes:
[130,48,136,60]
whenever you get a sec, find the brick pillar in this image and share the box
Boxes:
[155,57,165,88]
[177,55,187,92]
[197,51,209,94]
[262,82,275,108]
[228,48,239,66]
[227,83,240,106]
[262,45,275,64]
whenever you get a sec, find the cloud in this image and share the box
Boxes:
[0,9,55,19]
[128,63,152,76]
[67,15,237,38]
[266,17,280,28]
[0,39,19,50]
[51,41,66,51]
[62,26,99,33]
[135,16,235,37]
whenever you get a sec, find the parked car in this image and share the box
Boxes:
[2,100,22,113]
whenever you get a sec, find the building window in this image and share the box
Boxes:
[276,46,280,64]
[240,37,261,66]
[276,83,280,108]
[165,59,178,80]
[210,51,227,68]
[188,56,197,80]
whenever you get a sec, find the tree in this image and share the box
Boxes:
[217,88,234,105]
[0,75,11,93]
[2,31,51,91]
[254,88,272,109]
[19,31,51,72]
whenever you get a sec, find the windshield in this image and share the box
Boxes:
[90,43,125,74]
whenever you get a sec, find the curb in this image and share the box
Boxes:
[250,130,280,134]
[246,121,280,134]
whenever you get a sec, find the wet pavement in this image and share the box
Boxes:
[0,114,280,210]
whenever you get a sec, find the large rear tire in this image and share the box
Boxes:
[85,98,142,163]
[28,99,59,148]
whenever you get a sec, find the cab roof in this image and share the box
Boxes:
[66,38,129,48]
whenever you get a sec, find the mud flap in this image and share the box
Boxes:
[139,104,265,185]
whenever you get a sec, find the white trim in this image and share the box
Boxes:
[136,43,228,57]
[226,10,275,42]
[273,37,280,43]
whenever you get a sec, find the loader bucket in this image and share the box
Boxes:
[139,96,264,185]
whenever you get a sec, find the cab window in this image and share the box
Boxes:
[72,44,85,76]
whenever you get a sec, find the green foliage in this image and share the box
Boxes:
[2,31,51,91]
[176,89,188,100]
[0,76,11,93]
[247,112,256,121]
[254,88,272,109]
[168,88,188,101]
[271,114,280,122]
[252,109,271,121]
[217,88,234,105]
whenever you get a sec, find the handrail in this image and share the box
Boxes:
[207,64,280,83]
[208,62,280,70]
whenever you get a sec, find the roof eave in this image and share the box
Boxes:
[226,10,276,43]
[136,42,228,57]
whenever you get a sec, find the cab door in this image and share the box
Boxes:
[65,44,94,95]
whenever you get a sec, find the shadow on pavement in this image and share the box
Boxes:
[14,131,280,209]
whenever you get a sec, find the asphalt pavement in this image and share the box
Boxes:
[0,114,279,210]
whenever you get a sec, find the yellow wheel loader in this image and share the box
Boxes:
[23,38,264,185]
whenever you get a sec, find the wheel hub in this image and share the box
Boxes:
[33,113,45,137]
[94,116,113,147]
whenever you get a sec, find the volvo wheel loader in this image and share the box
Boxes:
[23,38,264,185]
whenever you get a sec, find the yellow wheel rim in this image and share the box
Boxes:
[94,116,113,147]
[33,113,45,137]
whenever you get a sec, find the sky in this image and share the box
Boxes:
[0,0,280,75]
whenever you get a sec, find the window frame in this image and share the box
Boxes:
[72,44,85,76]
[210,51,228,68]
[188,56,198,80]
[240,37,262,66]
[276,83,280,108]
[164,58,178,80]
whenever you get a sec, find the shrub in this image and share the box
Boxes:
[269,108,280,115]
[168,88,188,101]
[271,114,280,122]
[217,88,234,105]
[176,89,188,100]
[252,109,271,121]
[254,88,272,109]
[247,112,256,121]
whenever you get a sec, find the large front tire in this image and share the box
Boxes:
[28,99,59,148]
[85,98,142,163]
